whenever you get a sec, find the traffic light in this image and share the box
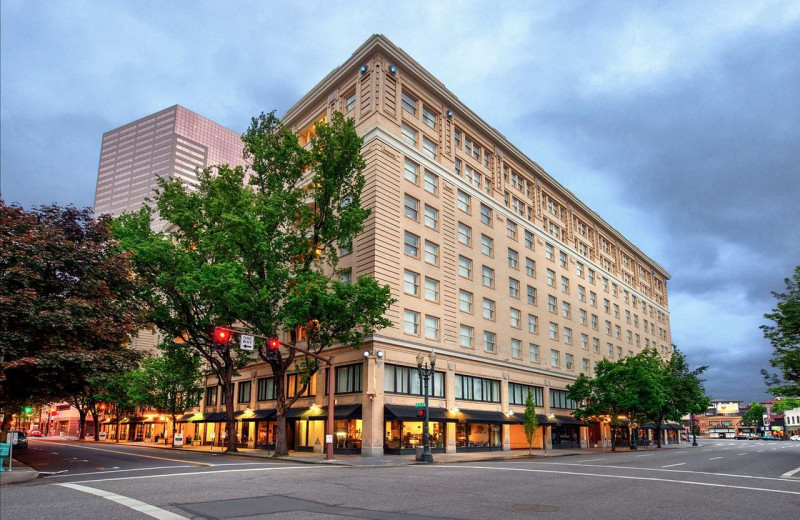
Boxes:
[213,327,231,349]
[266,338,280,360]
[23,406,33,414]
[416,408,426,419]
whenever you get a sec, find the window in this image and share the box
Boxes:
[422,137,437,160]
[480,235,493,256]
[561,276,569,293]
[404,231,419,257]
[338,268,352,284]
[527,285,537,305]
[605,320,612,335]
[588,269,596,284]
[401,124,417,147]
[459,290,473,312]
[529,343,540,362]
[576,262,584,278]
[424,240,439,265]
[480,203,492,224]
[526,258,535,277]
[384,364,444,397]
[237,380,252,403]
[591,314,598,329]
[482,298,495,320]
[511,339,521,358]
[607,343,613,357]
[550,349,560,367]
[455,374,500,402]
[457,190,471,213]
[422,106,436,129]
[424,315,440,339]
[423,171,438,195]
[458,222,472,245]
[257,377,275,401]
[508,248,519,268]
[464,136,480,160]
[465,164,481,189]
[617,346,623,359]
[482,266,494,287]
[507,220,518,240]
[528,314,538,333]
[562,301,571,318]
[565,353,574,370]
[604,299,610,313]
[583,358,590,373]
[615,325,621,339]
[403,270,419,295]
[404,194,419,221]
[548,295,557,313]
[345,92,356,113]
[334,364,363,394]
[484,331,496,352]
[525,230,534,249]
[579,309,587,325]
[578,285,586,301]
[550,389,577,409]
[581,333,588,350]
[549,322,558,340]
[509,277,520,298]
[460,325,474,347]
[401,92,417,115]
[593,338,600,353]
[424,277,439,302]
[510,308,521,327]
[509,383,544,406]
[560,251,568,268]
[404,159,419,184]
[547,269,556,287]
[403,310,420,335]
[424,205,438,230]
[590,291,597,307]
[564,328,572,345]
[455,158,461,176]
[545,243,554,260]
[458,255,472,278]
[205,386,217,406]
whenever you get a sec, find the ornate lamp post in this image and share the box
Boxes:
[416,351,437,464]
[691,413,698,446]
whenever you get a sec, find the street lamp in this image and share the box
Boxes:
[691,413,698,446]
[416,351,437,464]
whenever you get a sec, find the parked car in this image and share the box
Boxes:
[9,430,28,449]
[790,434,800,441]
[28,430,41,437]
[734,434,749,440]
[759,435,780,441]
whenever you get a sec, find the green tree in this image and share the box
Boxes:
[0,201,148,427]
[740,401,766,437]
[768,397,800,415]
[95,371,137,443]
[523,390,539,456]
[128,341,202,447]
[761,266,800,397]
[114,111,394,456]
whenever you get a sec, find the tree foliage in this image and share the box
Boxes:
[740,401,766,433]
[0,200,148,418]
[761,266,800,397]
[768,397,800,415]
[523,390,539,455]
[114,111,394,456]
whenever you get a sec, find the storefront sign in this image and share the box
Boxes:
[715,403,739,414]
[99,432,107,440]
[325,434,333,444]
[174,433,184,447]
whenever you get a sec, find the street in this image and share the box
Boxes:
[2,438,799,519]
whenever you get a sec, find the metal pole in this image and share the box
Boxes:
[691,414,698,446]
[326,357,335,461]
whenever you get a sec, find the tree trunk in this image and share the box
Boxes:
[224,380,237,453]
[78,409,88,440]
[91,411,100,441]
[655,421,662,448]
[115,419,120,443]
[274,373,289,456]
[171,420,177,448]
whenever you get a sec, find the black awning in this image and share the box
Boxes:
[283,405,361,420]
[203,412,229,422]
[641,423,656,430]
[666,423,683,430]
[126,416,147,424]
[384,405,458,422]
[459,409,520,424]
[176,412,209,423]
[237,409,275,421]
[537,414,584,426]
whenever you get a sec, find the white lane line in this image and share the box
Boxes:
[58,483,189,520]
[577,458,604,463]
[34,440,210,466]
[635,454,653,457]
[63,465,330,484]
[531,462,794,482]
[45,465,199,478]
[737,453,749,456]
[709,457,723,460]
[439,466,800,496]
[662,463,686,468]
[781,466,800,478]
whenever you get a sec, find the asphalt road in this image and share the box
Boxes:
[3,438,798,520]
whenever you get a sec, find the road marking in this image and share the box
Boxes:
[58,483,189,520]
[709,457,723,460]
[64,465,329,484]
[635,454,653,457]
[439,466,800,496]
[528,462,795,482]
[45,465,199,478]
[577,458,604,463]
[35,440,210,466]
[662,463,686,468]
[781,466,800,478]
[737,453,749,456]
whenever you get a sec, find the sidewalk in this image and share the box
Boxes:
[0,460,39,486]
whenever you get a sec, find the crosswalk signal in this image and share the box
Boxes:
[417,408,426,419]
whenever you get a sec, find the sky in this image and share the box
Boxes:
[2,0,798,404]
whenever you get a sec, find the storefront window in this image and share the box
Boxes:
[334,419,362,449]
[384,364,445,397]
[384,420,443,450]
[456,422,501,448]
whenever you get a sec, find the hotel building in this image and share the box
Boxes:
[99,36,673,455]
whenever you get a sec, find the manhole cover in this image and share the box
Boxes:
[513,504,557,512]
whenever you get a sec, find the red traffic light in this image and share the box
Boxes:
[416,408,426,419]
[213,327,231,344]
[267,338,280,350]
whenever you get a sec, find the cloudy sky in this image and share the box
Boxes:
[2,1,798,404]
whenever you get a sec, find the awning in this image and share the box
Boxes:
[235,409,275,421]
[458,409,520,424]
[204,412,229,422]
[126,416,147,424]
[537,414,585,426]
[384,405,458,422]
[283,405,362,420]
[176,412,209,423]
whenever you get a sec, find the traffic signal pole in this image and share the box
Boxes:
[213,327,336,461]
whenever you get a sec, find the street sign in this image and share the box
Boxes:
[415,403,425,408]
[240,335,254,351]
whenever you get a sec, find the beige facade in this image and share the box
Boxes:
[191,35,672,457]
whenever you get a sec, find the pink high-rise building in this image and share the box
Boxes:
[93,105,245,223]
